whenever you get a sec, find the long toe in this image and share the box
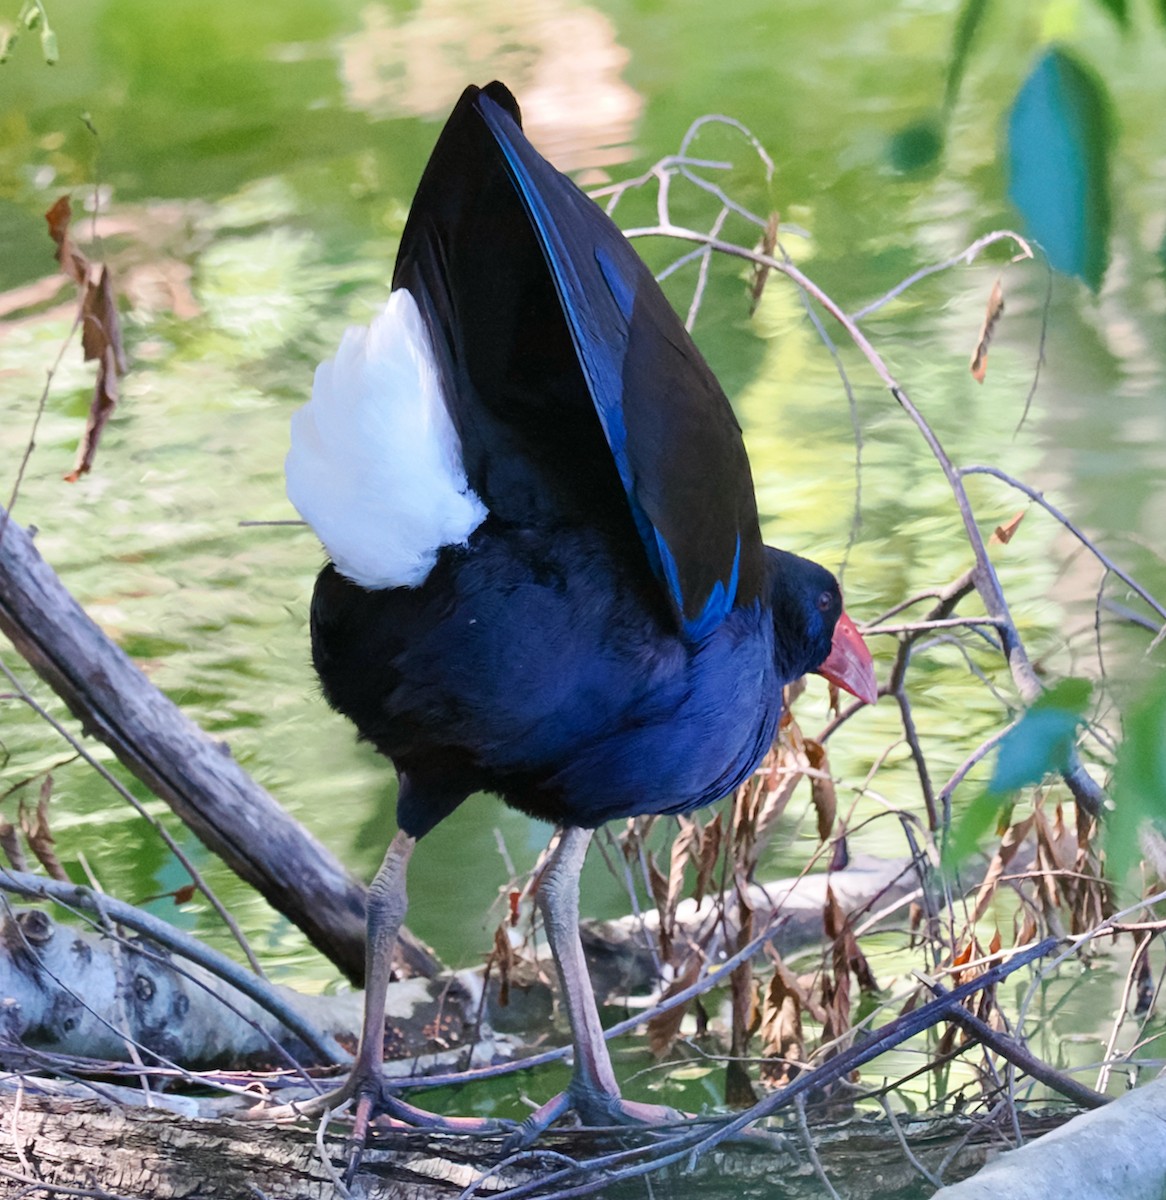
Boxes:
[501,1087,692,1154]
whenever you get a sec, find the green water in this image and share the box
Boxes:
[2,0,1165,1124]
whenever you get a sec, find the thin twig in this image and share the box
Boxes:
[0,655,266,976]
[876,1094,944,1189]
[960,464,1166,632]
[795,1093,842,1200]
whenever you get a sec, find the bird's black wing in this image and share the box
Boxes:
[395,81,765,639]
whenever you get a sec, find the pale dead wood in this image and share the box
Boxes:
[0,1084,1076,1200]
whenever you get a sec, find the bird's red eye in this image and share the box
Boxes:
[817,591,834,613]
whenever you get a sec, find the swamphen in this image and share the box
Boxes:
[285,81,877,1145]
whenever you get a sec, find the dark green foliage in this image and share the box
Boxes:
[1110,677,1166,886]
[944,679,1093,874]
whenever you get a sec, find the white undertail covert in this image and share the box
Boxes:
[286,289,487,589]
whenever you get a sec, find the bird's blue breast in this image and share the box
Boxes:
[327,523,781,833]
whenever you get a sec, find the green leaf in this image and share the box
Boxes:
[989,678,1093,794]
[1094,0,1129,26]
[945,0,992,112]
[942,792,1010,877]
[889,116,944,173]
[1007,46,1113,291]
[1109,678,1166,884]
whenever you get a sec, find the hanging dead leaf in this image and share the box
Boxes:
[490,923,513,1008]
[759,958,815,1087]
[693,811,722,904]
[733,863,756,918]
[990,509,1026,546]
[45,195,89,286]
[749,211,780,314]
[828,837,849,872]
[21,775,67,882]
[752,740,802,854]
[667,817,697,924]
[80,264,127,371]
[971,814,1035,923]
[65,266,126,482]
[135,883,198,906]
[969,277,1005,383]
[824,884,878,994]
[804,739,837,841]
[0,821,26,872]
[726,921,758,1107]
[646,851,672,960]
[43,199,128,481]
[646,954,701,1058]
[988,927,1002,956]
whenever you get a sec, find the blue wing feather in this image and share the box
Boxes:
[476,90,763,639]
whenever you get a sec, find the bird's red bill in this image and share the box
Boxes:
[817,611,877,705]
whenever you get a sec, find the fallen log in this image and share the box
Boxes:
[928,1074,1166,1200]
[0,1081,1077,1200]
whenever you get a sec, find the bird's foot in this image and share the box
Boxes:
[502,1084,690,1153]
[261,1071,513,1182]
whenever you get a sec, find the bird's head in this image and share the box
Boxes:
[766,548,878,706]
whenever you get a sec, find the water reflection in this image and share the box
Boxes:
[339,0,643,174]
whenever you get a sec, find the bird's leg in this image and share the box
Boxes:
[507,825,684,1149]
[264,830,508,1173]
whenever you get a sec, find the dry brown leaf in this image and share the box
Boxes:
[66,266,126,482]
[733,863,755,918]
[667,817,697,924]
[726,921,758,1108]
[43,199,127,482]
[694,811,722,904]
[969,277,1005,383]
[646,852,667,911]
[22,775,67,882]
[45,195,89,286]
[0,821,26,872]
[821,887,854,1051]
[646,954,701,1058]
[752,741,802,853]
[760,962,807,1087]
[990,509,1026,546]
[950,940,974,987]
[804,739,837,842]
[646,851,671,960]
[749,211,780,315]
[971,814,1035,923]
[824,883,878,994]
[81,264,126,370]
[491,923,513,1008]
[988,927,1002,957]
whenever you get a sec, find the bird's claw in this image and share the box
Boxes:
[259,1073,513,1184]
[502,1086,690,1154]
